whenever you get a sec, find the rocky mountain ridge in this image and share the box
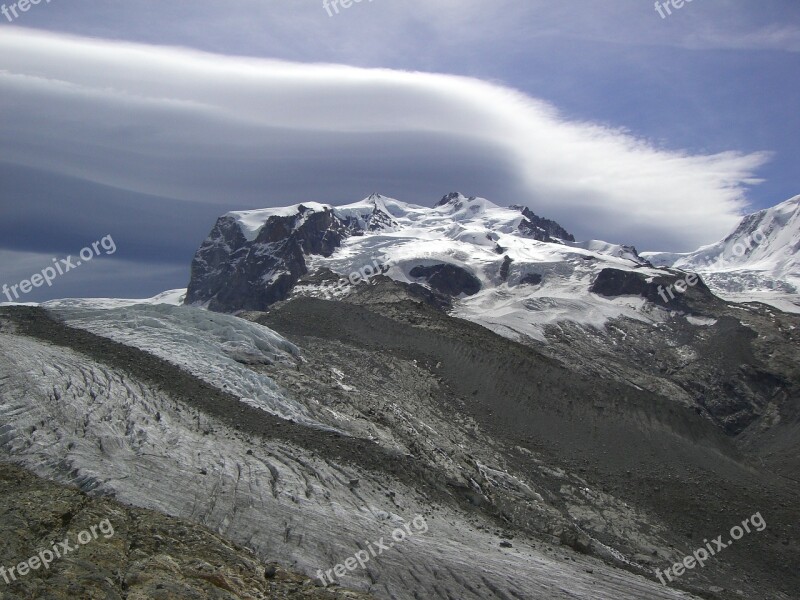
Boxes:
[186,193,582,313]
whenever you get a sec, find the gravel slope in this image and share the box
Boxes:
[1,303,796,599]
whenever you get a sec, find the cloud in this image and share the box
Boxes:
[0,27,770,260]
[0,249,188,303]
[683,24,800,53]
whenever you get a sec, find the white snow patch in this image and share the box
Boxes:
[686,315,718,327]
[42,288,187,310]
[228,203,330,241]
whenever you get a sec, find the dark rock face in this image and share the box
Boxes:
[500,255,513,281]
[559,529,592,554]
[405,281,455,309]
[509,205,576,242]
[185,203,396,312]
[590,267,719,313]
[520,273,543,286]
[435,191,464,207]
[590,268,667,303]
[409,263,482,297]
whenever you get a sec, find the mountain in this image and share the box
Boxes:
[4,279,799,600]
[1,304,715,600]
[642,195,800,313]
[2,193,799,600]
[184,190,800,460]
[184,199,390,312]
[184,191,800,453]
[186,193,584,314]
[186,193,698,342]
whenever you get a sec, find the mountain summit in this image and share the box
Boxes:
[185,193,580,316]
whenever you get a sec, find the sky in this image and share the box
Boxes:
[1,0,798,302]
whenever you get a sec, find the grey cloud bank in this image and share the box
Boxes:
[0,25,782,300]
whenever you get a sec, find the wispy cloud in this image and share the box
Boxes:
[0,28,770,252]
[683,24,800,53]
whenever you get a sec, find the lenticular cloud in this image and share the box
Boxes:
[0,27,769,250]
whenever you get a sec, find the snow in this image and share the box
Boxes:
[333,196,392,221]
[568,240,644,264]
[227,202,331,241]
[686,315,718,327]
[45,303,333,428]
[643,195,800,313]
[707,291,800,314]
[290,194,667,342]
[41,288,187,310]
[453,282,660,343]
[218,191,798,342]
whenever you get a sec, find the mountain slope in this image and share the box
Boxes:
[182,191,800,474]
[643,195,800,312]
[1,305,720,600]
[5,193,797,599]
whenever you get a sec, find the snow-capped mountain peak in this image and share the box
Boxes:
[187,192,799,342]
[643,195,800,312]
[186,192,681,341]
[434,192,499,214]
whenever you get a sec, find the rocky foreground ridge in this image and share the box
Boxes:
[0,462,373,599]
